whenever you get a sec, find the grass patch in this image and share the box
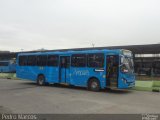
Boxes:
[134,86,152,91]
[0,73,17,79]
[134,80,160,92]
[136,81,153,88]
[153,81,160,87]
[152,81,160,92]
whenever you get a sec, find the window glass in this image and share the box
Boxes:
[19,56,28,66]
[27,55,37,66]
[37,55,47,66]
[60,57,70,68]
[71,54,86,67]
[0,62,9,66]
[88,53,104,67]
[47,55,59,66]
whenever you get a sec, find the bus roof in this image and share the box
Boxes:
[18,49,124,56]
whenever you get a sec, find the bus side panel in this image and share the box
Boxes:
[70,67,89,87]
[19,66,59,83]
[16,66,38,81]
[16,66,59,83]
[70,67,106,89]
[16,66,29,80]
[45,67,59,83]
[27,66,39,81]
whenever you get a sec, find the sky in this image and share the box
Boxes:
[0,0,160,52]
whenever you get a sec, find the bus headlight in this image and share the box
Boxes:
[103,75,106,78]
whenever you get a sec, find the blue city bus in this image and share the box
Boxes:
[16,49,135,91]
[0,60,16,73]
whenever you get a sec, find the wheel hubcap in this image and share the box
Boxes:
[91,82,98,89]
[39,77,44,85]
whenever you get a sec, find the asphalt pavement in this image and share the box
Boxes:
[0,78,159,114]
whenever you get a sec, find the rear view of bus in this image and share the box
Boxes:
[106,49,135,89]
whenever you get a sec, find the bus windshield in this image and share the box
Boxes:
[121,56,134,73]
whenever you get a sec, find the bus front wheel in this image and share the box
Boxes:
[88,78,100,92]
[37,75,45,86]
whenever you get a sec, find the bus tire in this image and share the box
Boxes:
[37,75,45,86]
[88,78,100,92]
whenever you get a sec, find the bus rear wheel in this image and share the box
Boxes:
[37,75,45,86]
[88,78,100,92]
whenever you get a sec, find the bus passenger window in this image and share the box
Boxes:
[60,57,70,68]
[47,55,59,66]
[88,53,104,68]
[19,56,28,66]
[37,55,47,66]
[27,55,37,66]
[66,57,70,68]
[61,58,66,67]
[71,54,86,67]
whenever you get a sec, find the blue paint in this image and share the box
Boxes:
[0,60,16,73]
[16,49,135,89]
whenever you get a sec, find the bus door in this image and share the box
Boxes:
[106,55,119,88]
[59,56,70,84]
